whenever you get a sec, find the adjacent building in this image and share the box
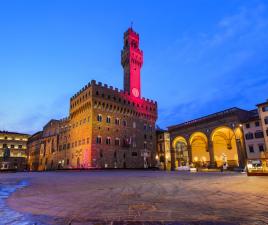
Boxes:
[257,100,268,151]
[27,28,158,170]
[242,110,266,160]
[0,131,30,171]
[156,128,171,170]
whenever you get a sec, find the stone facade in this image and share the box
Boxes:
[257,100,268,151]
[0,131,30,171]
[27,28,158,170]
[156,129,171,170]
[242,110,266,160]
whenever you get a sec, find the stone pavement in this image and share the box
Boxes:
[1,171,268,224]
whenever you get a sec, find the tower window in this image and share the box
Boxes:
[106,116,111,123]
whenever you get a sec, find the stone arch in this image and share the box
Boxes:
[210,126,239,167]
[189,132,210,166]
[172,136,189,168]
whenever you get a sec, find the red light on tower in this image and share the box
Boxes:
[121,27,143,98]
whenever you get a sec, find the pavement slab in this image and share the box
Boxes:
[0,171,267,224]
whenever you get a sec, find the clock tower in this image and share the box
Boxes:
[121,28,143,98]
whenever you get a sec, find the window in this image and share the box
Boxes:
[96,136,102,144]
[115,138,120,146]
[106,116,111,123]
[265,116,268,125]
[11,145,14,148]
[3,143,7,148]
[245,123,250,128]
[144,142,147,149]
[255,121,260,127]
[133,121,136,128]
[106,137,111,145]
[159,143,163,152]
[245,132,254,140]
[87,138,90,144]
[249,145,254,153]
[115,118,120,125]
[97,114,102,122]
[123,120,127,126]
[259,144,265,152]
[255,131,264,139]
[132,152,138,157]
[266,129,268,136]
[262,106,268,112]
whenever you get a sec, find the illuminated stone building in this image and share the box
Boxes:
[0,131,30,170]
[168,108,254,170]
[27,28,158,170]
[257,100,268,151]
[156,128,171,170]
[242,110,266,160]
[27,131,43,171]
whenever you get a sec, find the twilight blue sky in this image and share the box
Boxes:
[0,0,268,134]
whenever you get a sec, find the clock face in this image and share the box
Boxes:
[132,88,139,97]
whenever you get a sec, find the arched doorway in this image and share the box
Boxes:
[211,126,241,168]
[172,136,189,169]
[189,132,210,167]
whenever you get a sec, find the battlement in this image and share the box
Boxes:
[90,79,157,106]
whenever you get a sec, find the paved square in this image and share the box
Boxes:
[1,171,268,224]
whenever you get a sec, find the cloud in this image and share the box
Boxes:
[156,3,268,128]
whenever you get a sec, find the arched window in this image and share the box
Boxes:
[96,136,102,144]
[115,118,120,125]
[115,138,120,146]
[106,137,111,145]
[97,114,102,122]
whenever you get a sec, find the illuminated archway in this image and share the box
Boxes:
[172,136,189,167]
[210,126,240,167]
[189,132,210,166]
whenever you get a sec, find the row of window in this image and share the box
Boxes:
[97,114,153,131]
[245,121,260,128]
[248,144,265,153]
[0,136,27,141]
[59,138,90,151]
[0,144,24,149]
[245,131,264,140]
[96,136,150,149]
